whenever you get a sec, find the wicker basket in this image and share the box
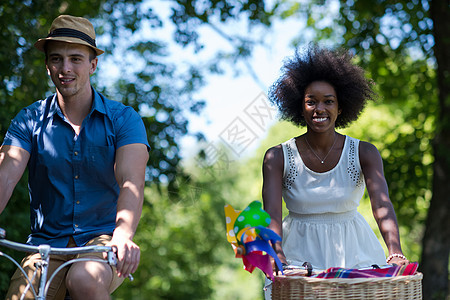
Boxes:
[271,272,423,299]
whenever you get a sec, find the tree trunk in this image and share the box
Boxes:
[421,0,450,299]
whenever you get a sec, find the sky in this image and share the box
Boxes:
[153,4,310,162]
[180,17,306,160]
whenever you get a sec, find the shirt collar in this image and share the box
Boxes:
[47,87,106,118]
[47,94,57,116]
[90,88,106,115]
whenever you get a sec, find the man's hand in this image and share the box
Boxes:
[106,232,140,278]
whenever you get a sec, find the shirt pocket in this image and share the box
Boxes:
[87,145,116,186]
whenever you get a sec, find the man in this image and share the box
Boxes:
[0,15,149,299]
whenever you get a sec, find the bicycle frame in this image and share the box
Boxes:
[0,229,132,300]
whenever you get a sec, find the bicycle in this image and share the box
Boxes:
[0,227,133,300]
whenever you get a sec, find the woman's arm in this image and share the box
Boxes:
[262,145,287,266]
[360,141,409,266]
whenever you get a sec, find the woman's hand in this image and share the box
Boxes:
[267,242,287,278]
[388,256,410,266]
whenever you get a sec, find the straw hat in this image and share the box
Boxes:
[34,15,104,56]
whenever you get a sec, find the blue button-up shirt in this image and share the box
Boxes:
[3,88,149,247]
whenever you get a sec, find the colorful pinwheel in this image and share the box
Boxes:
[224,201,284,279]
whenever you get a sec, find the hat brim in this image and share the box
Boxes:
[34,36,104,56]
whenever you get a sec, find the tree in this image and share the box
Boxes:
[112,159,258,299]
[274,0,448,298]
[0,0,275,297]
[0,1,107,291]
[423,1,450,299]
[0,0,275,200]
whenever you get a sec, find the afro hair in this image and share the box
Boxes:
[269,44,376,128]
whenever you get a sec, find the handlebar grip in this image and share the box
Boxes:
[106,250,134,281]
[0,228,5,239]
[107,250,118,265]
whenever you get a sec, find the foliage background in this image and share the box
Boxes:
[0,0,448,299]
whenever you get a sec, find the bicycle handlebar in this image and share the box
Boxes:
[0,228,133,281]
[0,238,112,255]
[0,228,133,299]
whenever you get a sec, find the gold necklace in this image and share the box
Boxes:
[304,133,337,164]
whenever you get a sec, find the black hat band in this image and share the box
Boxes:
[47,28,96,47]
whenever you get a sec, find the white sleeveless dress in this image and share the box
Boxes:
[264,136,386,298]
[280,136,386,270]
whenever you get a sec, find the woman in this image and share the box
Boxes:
[262,45,409,296]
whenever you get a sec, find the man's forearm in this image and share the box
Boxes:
[0,146,30,214]
[113,143,148,240]
[114,181,144,240]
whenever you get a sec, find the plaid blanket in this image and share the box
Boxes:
[315,262,418,279]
